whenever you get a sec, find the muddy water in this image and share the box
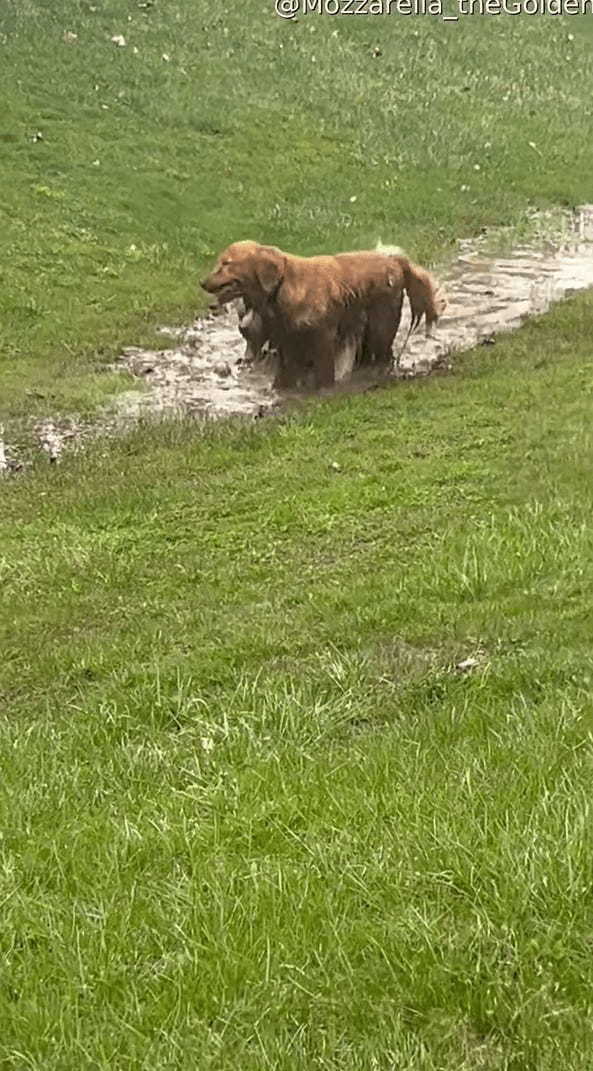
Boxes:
[111,203,593,415]
[4,205,593,467]
[399,203,593,375]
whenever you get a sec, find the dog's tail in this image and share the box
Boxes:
[377,244,445,336]
[400,258,444,338]
[375,240,406,257]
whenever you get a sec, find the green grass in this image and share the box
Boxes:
[2,2,593,425]
[3,294,593,1067]
[4,4,593,1067]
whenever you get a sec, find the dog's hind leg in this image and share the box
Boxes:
[365,291,404,368]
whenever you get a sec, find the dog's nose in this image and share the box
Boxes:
[199,278,209,291]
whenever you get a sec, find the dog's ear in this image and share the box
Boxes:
[256,246,285,294]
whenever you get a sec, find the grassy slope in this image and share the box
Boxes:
[4,4,593,1068]
[3,296,593,1067]
[1,2,593,423]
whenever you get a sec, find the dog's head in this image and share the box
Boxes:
[200,241,286,306]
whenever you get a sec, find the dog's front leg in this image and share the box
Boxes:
[273,345,302,390]
[239,306,268,362]
[310,329,336,389]
[272,329,335,392]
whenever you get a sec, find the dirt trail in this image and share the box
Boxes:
[3,205,593,468]
[401,204,593,374]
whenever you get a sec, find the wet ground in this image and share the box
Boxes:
[3,205,593,468]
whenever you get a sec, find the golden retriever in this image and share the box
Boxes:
[201,241,443,389]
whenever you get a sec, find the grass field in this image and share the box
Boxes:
[4,296,593,1068]
[4,3,593,1069]
[2,2,593,425]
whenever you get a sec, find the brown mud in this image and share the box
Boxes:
[3,205,593,468]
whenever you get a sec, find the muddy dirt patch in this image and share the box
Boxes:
[111,203,593,414]
[4,204,593,468]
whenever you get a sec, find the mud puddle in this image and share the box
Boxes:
[398,203,593,375]
[4,204,593,468]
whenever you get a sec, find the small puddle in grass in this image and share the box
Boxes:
[3,204,593,470]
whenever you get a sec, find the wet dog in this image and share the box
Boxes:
[201,241,443,389]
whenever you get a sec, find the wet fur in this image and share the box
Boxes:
[201,241,443,389]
